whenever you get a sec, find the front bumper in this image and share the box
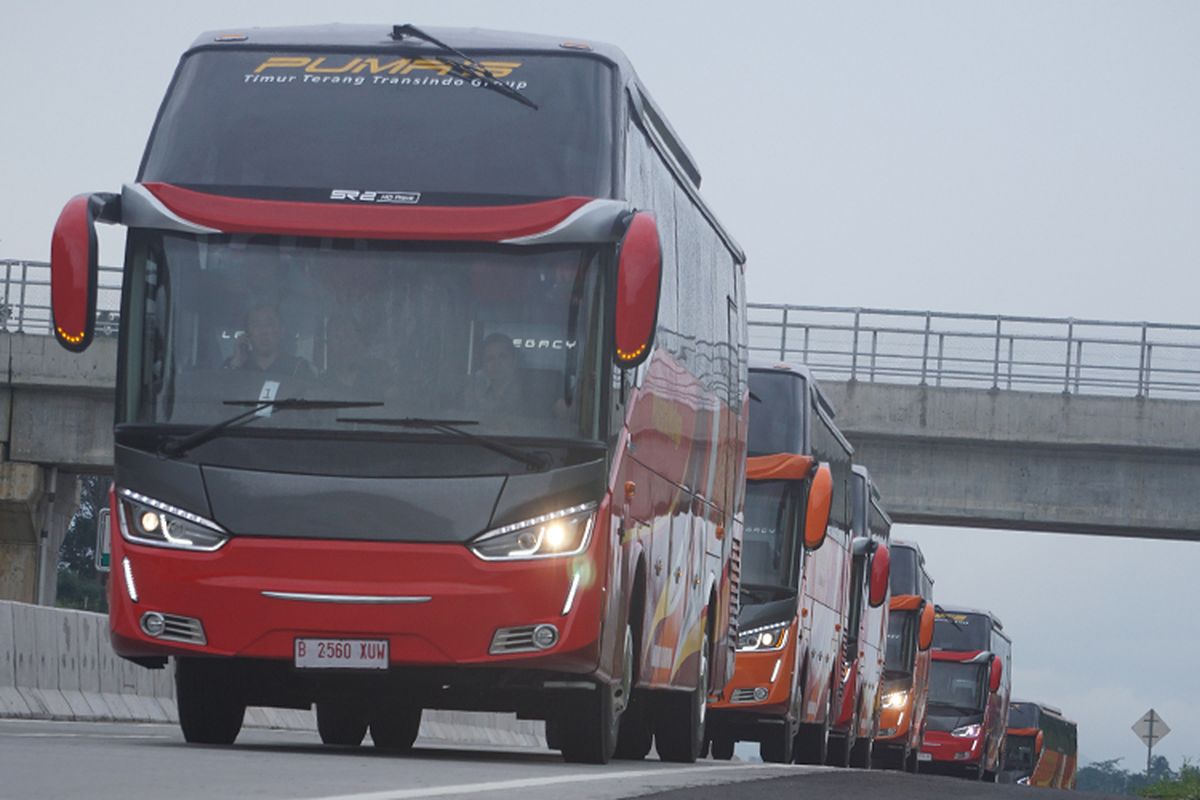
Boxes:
[921,729,983,765]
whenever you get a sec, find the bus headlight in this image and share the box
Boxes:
[881,689,909,709]
[737,622,789,652]
[118,489,229,552]
[470,503,596,561]
[951,723,982,738]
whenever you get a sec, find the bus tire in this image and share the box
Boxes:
[793,690,831,765]
[827,732,852,768]
[849,734,873,769]
[316,701,368,746]
[613,693,652,760]
[175,657,245,745]
[369,704,422,753]
[760,723,794,763]
[561,621,631,764]
[654,622,709,763]
[711,735,735,761]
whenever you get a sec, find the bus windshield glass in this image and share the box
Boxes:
[120,232,607,444]
[885,609,916,675]
[1008,702,1039,729]
[141,50,614,201]
[741,481,800,598]
[747,370,804,455]
[889,545,919,596]
[933,612,991,651]
[928,660,987,712]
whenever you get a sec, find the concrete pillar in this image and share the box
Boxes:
[0,463,44,603]
[36,470,79,607]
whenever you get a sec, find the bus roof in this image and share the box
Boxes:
[937,606,1005,631]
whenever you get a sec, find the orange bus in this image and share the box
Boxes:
[1002,700,1078,788]
[874,539,935,771]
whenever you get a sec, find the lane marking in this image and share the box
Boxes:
[0,732,172,740]
[306,763,799,800]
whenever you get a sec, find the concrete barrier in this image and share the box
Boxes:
[0,600,546,748]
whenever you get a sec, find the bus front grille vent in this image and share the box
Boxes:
[159,614,207,645]
[730,687,764,704]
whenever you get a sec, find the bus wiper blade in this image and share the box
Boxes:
[160,399,383,458]
[934,604,966,633]
[337,416,548,471]
[391,24,539,110]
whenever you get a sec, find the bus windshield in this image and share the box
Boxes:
[928,660,988,712]
[889,545,919,596]
[885,609,916,676]
[1008,702,1039,729]
[741,481,801,599]
[933,612,992,651]
[747,370,804,456]
[120,232,607,444]
[141,50,614,201]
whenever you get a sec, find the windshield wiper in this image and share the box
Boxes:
[160,399,384,458]
[934,604,966,634]
[391,24,539,110]
[336,416,547,471]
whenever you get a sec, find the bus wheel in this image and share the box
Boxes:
[654,623,709,763]
[793,692,831,765]
[561,621,631,764]
[613,694,653,760]
[711,735,735,761]
[316,701,368,746]
[760,723,794,763]
[849,734,873,769]
[827,731,853,768]
[369,703,422,753]
[175,657,245,745]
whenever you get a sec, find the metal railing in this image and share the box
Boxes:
[748,303,1200,399]
[1,260,122,337]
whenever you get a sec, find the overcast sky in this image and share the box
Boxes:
[3,0,1198,768]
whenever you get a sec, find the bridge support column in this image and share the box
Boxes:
[0,464,77,605]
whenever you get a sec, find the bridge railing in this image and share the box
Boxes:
[1,260,122,337]
[749,304,1200,399]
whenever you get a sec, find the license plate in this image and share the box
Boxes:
[918,752,933,761]
[294,638,388,669]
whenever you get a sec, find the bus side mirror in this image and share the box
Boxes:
[804,463,832,550]
[918,601,935,651]
[989,655,1003,693]
[50,192,117,352]
[1035,730,1045,755]
[868,543,890,608]
[613,211,661,368]
[95,508,112,573]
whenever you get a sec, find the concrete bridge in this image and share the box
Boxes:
[2,259,1199,603]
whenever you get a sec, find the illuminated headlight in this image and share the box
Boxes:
[470,503,596,561]
[881,690,909,709]
[951,723,982,738]
[1017,777,1030,786]
[736,622,789,652]
[118,489,228,552]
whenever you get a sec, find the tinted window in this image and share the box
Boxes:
[142,50,613,202]
[928,660,987,711]
[748,370,803,455]
[885,609,916,674]
[1008,702,1039,729]
[742,481,801,593]
[890,545,919,596]
[933,612,992,652]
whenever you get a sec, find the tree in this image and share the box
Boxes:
[1078,758,1134,794]
[1140,760,1200,800]
[56,475,108,612]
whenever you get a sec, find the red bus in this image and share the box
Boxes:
[1002,700,1078,788]
[48,24,747,765]
[834,464,892,768]
[708,364,882,766]
[875,539,936,771]
[921,607,1013,780]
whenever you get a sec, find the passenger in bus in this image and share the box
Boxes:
[225,303,315,378]
[320,313,389,396]
[465,333,527,416]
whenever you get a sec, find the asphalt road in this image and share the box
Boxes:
[0,719,1121,800]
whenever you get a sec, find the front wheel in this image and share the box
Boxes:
[369,703,422,753]
[560,621,633,764]
[793,689,831,765]
[849,734,873,769]
[760,722,795,764]
[710,735,735,761]
[654,622,710,763]
[175,657,245,745]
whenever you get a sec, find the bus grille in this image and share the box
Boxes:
[730,687,764,704]
[159,614,207,645]
[489,626,539,654]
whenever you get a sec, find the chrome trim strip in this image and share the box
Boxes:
[261,591,431,604]
[121,182,222,234]
[500,199,630,245]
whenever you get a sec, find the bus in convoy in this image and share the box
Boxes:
[48,25,749,765]
[836,465,893,768]
[875,539,936,772]
[1001,700,1078,788]
[707,364,885,766]
[921,607,1013,780]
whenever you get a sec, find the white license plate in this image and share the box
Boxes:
[918,752,933,761]
[294,638,388,670]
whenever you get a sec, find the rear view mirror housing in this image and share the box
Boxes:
[918,601,935,651]
[50,192,118,352]
[804,463,832,550]
[613,211,662,368]
[868,543,890,608]
[989,654,1003,693]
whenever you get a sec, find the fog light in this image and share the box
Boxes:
[753,687,769,701]
[140,612,166,637]
[532,624,559,650]
[954,752,971,760]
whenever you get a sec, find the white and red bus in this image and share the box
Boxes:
[48,24,747,765]
[707,364,884,765]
